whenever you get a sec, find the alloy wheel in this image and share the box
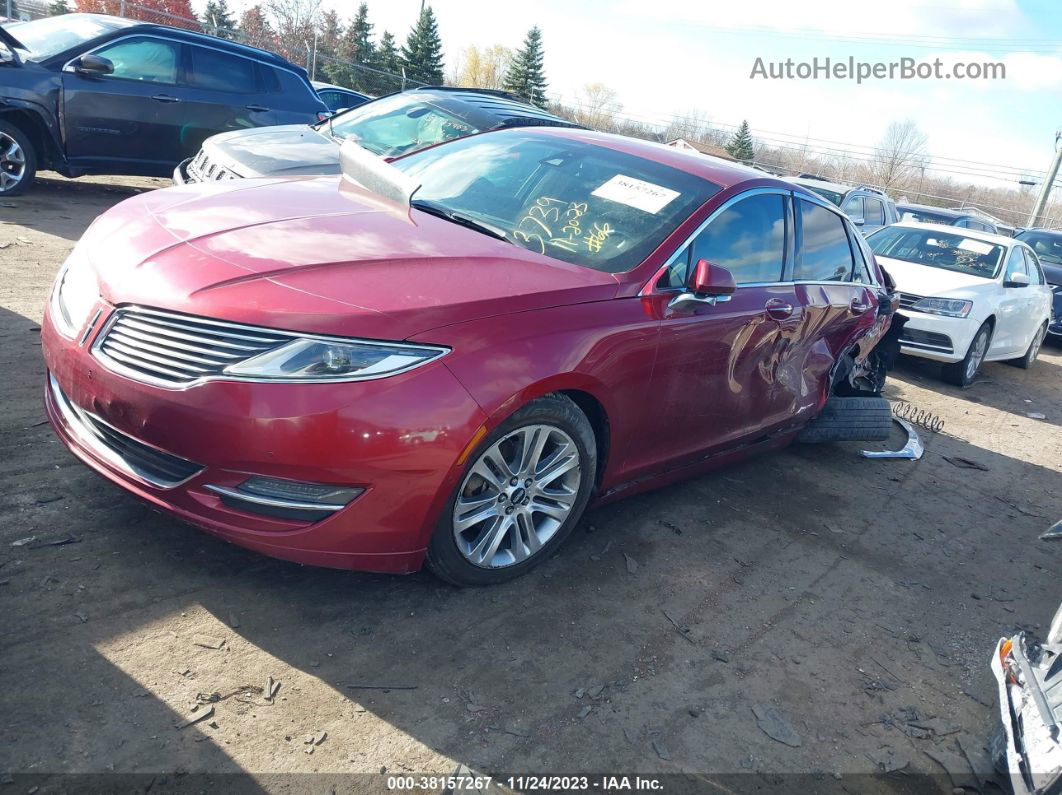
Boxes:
[452,424,581,569]
[966,330,988,381]
[0,132,25,193]
[1028,326,1045,363]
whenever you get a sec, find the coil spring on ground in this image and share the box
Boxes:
[892,401,945,433]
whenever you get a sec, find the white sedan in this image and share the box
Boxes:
[866,222,1053,386]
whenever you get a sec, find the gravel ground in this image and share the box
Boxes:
[1,174,1059,793]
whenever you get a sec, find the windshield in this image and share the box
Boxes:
[867,226,1004,278]
[320,93,478,158]
[391,130,720,273]
[3,14,127,61]
[899,208,955,225]
[1017,230,1062,265]
[804,185,844,206]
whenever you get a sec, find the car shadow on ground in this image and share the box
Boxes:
[3,296,1060,790]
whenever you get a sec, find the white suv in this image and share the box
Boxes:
[866,222,1052,386]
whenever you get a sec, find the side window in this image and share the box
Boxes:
[687,193,787,285]
[796,199,855,282]
[1005,246,1028,280]
[318,90,345,111]
[92,37,180,84]
[847,222,877,284]
[1022,248,1045,284]
[863,198,885,225]
[841,195,863,219]
[188,47,257,93]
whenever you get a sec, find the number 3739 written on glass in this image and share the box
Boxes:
[513,196,614,255]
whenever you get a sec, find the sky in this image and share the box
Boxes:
[196,0,1062,190]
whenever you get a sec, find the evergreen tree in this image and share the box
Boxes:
[726,120,756,163]
[48,0,70,15]
[315,9,343,80]
[201,0,236,38]
[367,29,402,93]
[503,26,548,108]
[401,5,444,85]
[238,5,275,50]
[327,3,374,90]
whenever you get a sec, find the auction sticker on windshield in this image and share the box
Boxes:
[591,175,680,214]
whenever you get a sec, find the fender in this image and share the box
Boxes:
[1,71,67,172]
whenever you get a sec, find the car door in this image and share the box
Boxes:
[993,246,1030,356]
[861,197,887,233]
[634,189,805,471]
[1022,247,1051,340]
[61,35,185,171]
[791,196,879,399]
[176,43,264,158]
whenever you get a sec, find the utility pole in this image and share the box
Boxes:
[1027,129,1062,228]
[5,0,11,19]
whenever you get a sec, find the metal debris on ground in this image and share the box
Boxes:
[662,610,696,644]
[623,553,639,574]
[26,534,80,549]
[175,705,214,729]
[9,536,36,547]
[577,705,593,720]
[191,634,225,649]
[1042,519,1062,541]
[861,418,923,460]
[265,676,281,702]
[892,401,945,433]
[652,740,671,760]
[1027,412,1047,420]
[751,704,801,747]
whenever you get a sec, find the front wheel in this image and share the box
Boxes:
[0,120,37,197]
[1008,323,1046,369]
[942,322,991,387]
[426,394,597,586]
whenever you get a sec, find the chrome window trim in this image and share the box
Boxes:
[645,187,879,295]
[91,305,450,391]
[203,484,346,513]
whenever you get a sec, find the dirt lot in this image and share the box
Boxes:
[1,174,1060,793]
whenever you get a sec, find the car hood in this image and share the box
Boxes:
[875,255,995,299]
[204,125,341,178]
[77,176,619,341]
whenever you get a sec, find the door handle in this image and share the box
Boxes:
[765,298,793,320]
[850,298,872,314]
[151,94,180,103]
[245,104,270,112]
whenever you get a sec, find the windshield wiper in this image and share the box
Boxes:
[411,199,511,244]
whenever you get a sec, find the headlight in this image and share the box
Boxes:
[222,337,448,381]
[910,297,972,318]
[50,258,99,337]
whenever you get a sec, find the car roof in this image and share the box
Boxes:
[312,81,366,94]
[400,88,582,130]
[1018,227,1062,238]
[787,176,853,194]
[69,13,303,71]
[461,127,792,191]
[896,202,967,219]
[886,221,1017,246]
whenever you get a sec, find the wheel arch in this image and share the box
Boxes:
[0,107,59,171]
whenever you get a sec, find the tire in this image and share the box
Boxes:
[426,394,597,586]
[942,322,991,387]
[0,119,38,197]
[1008,323,1046,369]
[796,396,893,443]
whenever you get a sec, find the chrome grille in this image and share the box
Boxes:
[186,150,239,182]
[897,292,923,311]
[94,307,293,386]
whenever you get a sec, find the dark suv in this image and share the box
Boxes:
[0,13,326,195]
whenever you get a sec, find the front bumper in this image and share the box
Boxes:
[172,157,192,185]
[897,310,976,363]
[42,302,488,572]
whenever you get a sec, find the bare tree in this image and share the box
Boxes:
[265,0,322,68]
[574,82,622,131]
[870,120,930,192]
[663,107,713,144]
[450,45,513,90]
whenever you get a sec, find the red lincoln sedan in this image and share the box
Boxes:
[42,127,896,585]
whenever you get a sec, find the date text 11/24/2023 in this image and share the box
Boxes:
[386,775,664,791]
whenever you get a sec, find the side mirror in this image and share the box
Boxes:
[73,54,114,76]
[669,259,736,312]
[852,217,866,226]
[1003,272,1030,288]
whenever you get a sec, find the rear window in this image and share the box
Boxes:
[867,226,1004,279]
[188,46,257,93]
[899,208,954,225]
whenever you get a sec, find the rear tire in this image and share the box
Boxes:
[0,120,37,197]
[796,396,893,443]
[942,322,991,387]
[426,394,596,586]
[1008,323,1046,369]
